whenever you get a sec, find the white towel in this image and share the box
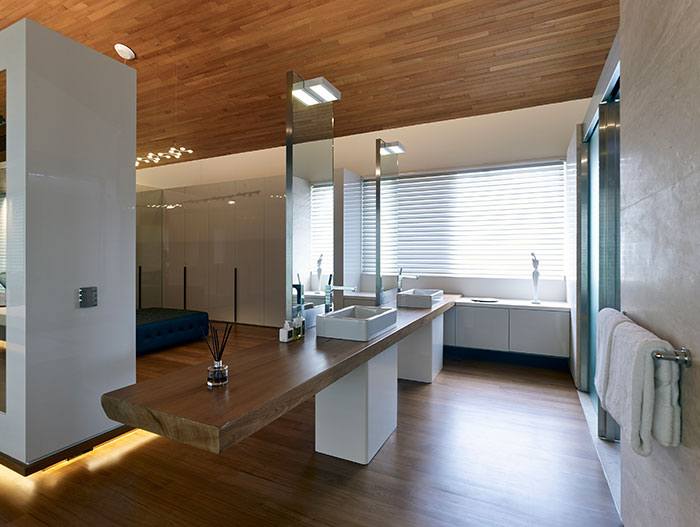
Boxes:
[594,308,631,409]
[605,321,680,456]
[652,353,681,448]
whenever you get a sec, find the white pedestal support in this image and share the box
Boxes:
[398,314,444,383]
[315,344,398,464]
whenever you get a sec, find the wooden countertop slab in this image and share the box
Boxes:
[102,294,460,454]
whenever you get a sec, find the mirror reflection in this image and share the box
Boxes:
[374,139,404,305]
[1,69,6,413]
[287,71,336,325]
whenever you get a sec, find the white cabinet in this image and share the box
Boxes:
[235,177,266,325]
[135,190,163,308]
[160,177,285,326]
[184,186,210,313]
[208,181,236,322]
[455,306,509,351]
[453,299,571,358]
[263,176,286,327]
[509,309,569,357]
[162,188,187,309]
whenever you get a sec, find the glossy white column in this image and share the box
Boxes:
[315,344,397,464]
[0,19,136,464]
[398,314,444,383]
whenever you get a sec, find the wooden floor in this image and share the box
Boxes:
[0,325,621,526]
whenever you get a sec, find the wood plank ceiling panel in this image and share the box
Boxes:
[0,1,619,165]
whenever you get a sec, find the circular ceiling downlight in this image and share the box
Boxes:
[114,43,136,60]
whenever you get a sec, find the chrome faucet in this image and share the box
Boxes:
[397,267,419,292]
[330,285,357,292]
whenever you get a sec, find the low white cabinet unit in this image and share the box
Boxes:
[452,299,570,358]
[398,314,444,383]
[456,306,509,351]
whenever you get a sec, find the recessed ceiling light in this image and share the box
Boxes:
[114,43,136,61]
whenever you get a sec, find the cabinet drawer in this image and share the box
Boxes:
[455,306,509,351]
[509,309,570,357]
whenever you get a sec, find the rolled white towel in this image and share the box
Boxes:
[653,356,681,448]
[606,322,679,456]
[595,308,631,410]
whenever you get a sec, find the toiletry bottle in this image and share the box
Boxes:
[279,321,293,343]
[293,314,302,340]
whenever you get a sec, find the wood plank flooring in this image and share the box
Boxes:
[0,325,621,526]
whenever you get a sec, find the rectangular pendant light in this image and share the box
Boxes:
[292,77,341,106]
[292,83,321,106]
[305,77,341,102]
[380,141,406,156]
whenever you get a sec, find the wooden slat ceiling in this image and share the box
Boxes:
[0,1,618,165]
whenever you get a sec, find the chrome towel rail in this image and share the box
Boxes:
[652,347,691,368]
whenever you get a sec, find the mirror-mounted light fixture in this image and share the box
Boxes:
[379,141,406,156]
[292,76,341,106]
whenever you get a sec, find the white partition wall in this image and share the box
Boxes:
[0,19,136,466]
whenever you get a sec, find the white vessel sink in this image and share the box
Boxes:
[316,306,397,341]
[397,289,444,309]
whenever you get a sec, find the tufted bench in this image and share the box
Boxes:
[136,308,209,356]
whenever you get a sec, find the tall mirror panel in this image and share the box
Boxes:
[286,71,338,323]
[375,139,403,305]
[0,69,6,413]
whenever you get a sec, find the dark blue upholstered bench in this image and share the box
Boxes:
[136,308,209,356]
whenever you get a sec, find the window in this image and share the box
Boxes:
[361,162,566,279]
[311,184,333,270]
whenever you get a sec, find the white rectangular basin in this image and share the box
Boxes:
[316,306,397,341]
[397,289,444,309]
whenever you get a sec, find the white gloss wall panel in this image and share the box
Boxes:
[455,306,509,351]
[0,19,29,462]
[22,20,135,462]
[508,309,570,357]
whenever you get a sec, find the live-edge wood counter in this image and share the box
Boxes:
[102,295,460,454]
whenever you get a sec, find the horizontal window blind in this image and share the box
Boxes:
[361,162,566,279]
[361,177,399,276]
[311,184,333,271]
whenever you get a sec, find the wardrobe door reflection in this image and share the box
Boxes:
[1,69,7,413]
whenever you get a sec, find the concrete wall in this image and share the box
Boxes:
[619,1,700,524]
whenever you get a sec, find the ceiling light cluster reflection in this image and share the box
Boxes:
[135,146,194,167]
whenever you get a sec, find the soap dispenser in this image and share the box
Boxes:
[279,320,294,343]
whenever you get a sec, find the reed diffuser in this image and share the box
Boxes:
[202,322,233,387]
